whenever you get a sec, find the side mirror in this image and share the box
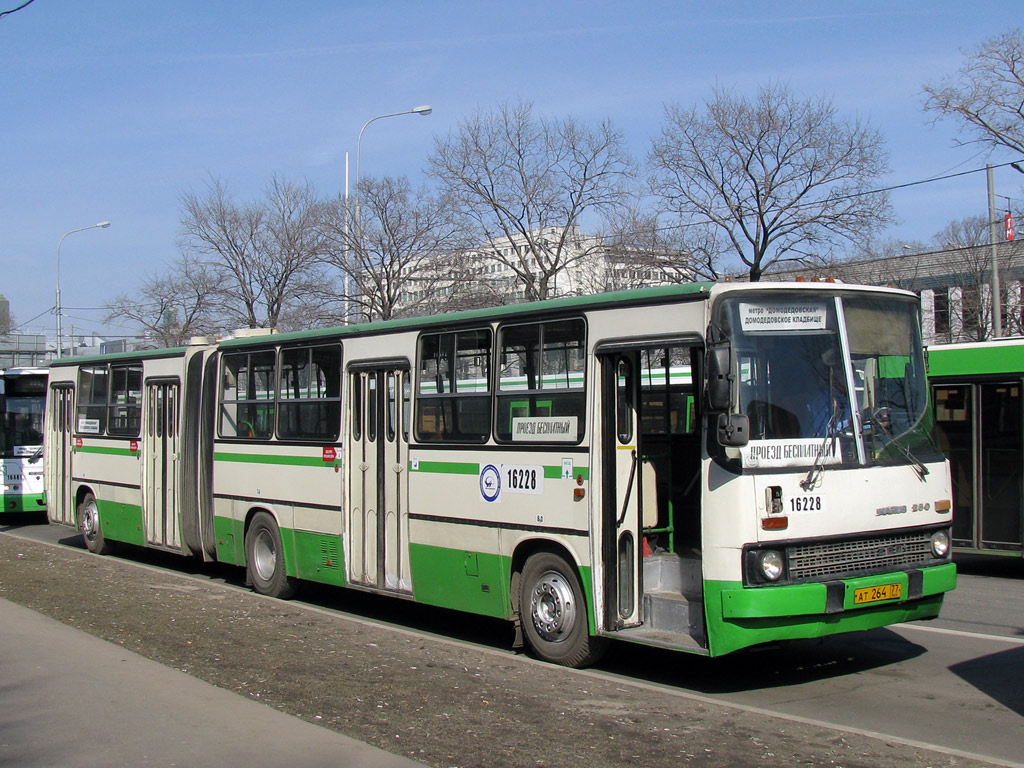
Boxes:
[717,413,749,447]
[706,346,732,411]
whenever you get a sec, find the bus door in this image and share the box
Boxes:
[143,380,181,549]
[597,351,642,630]
[47,385,76,526]
[348,364,412,593]
[935,381,1023,551]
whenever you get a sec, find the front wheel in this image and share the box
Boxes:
[520,552,607,667]
[78,492,116,555]
[244,511,299,599]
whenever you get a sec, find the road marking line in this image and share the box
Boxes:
[898,622,1024,645]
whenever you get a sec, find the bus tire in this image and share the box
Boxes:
[78,492,116,555]
[520,552,607,668]
[245,511,298,599]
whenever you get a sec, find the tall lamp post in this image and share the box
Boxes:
[56,221,110,358]
[348,105,432,321]
[354,105,433,211]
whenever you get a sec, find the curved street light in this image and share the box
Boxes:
[348,105,432,322]
[354,105,432,200]
[56,221,111,358]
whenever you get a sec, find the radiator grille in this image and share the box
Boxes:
[788,531,934,580]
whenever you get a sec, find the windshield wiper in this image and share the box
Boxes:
[800,395,843,491]
[865,408,929,481]
[28,445,44,464]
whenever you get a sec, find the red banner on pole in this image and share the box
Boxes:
[1007,212,1015,241]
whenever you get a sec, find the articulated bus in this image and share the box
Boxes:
[44,283,956,666]
[928,339,1024,556]
[2,367,48,515]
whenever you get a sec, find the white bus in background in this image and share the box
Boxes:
[2,367,48,515]
[45,283,956,666]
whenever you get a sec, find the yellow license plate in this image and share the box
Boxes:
[853,583,903,604]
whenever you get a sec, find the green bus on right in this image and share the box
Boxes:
[929,339,1024,556]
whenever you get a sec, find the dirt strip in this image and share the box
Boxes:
[0,533,996,768]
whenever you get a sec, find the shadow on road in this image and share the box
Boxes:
[953,554,1024,580]
[0,512,49,531]
[599,626,928,694]
[949,644,1024,718]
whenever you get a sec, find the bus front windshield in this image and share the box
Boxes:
[1,393,45,457]
[721,293,933,469]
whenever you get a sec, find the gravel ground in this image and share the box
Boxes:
[0,532,996,768]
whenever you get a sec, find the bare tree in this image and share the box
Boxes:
[931,214,1023,341]
[105,255,222,348]
[428,99,634,301]
[923,29,1024,155]
[932,215,990,251]
[323,176,469,322]
[650,83,893,282]
[179,176,330,330]
[595,205,706,292]
[0,298,13,335]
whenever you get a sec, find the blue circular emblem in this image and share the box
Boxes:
[479,464,501,502]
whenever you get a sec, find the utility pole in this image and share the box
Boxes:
[986,165,1003,338]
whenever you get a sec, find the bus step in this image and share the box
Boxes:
[643,590,705,643]
[613,622,708,654]
[643,553,703,597]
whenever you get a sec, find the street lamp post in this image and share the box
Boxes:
[348,105,432,321]
[56,221,110,358]
[354,105,433,209]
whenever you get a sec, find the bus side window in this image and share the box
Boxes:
[278,344,341,441]
[108,364,142,436]
[496,318,585,443]
[220,350,276,439]
[76,365,109,434]
[416,329,491,442]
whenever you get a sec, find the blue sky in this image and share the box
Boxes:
[2,0,1023,341]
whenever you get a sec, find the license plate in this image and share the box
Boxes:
[853,583,903,604]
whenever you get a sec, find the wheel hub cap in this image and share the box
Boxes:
[531,571,576,643]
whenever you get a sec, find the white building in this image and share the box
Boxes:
[398,226,692,313]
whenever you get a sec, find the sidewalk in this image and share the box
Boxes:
[0,598,425,768]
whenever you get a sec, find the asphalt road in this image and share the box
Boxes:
[2,513,1022,767]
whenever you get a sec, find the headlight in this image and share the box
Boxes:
[758,550,785,581]
[930,530,950,557]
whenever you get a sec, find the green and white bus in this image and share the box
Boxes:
[44,282,956,666]
[929,339,1024,556]
[2,367,48,515]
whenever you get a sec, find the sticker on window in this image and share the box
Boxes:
[511,416,577,442]
[742,438,841,468]
[77,418,101,434]
[739,302,828,332]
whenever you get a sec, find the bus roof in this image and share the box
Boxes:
[48,346,188,369]
[0,367,48,377]
[927,337,1024,378]
[218,282,718,349]
[47,280,922,363]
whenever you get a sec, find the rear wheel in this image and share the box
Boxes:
[520,552,607,667]
[245,511,299,599]
[78,492,116,555]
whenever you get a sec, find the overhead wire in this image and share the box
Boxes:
[0,0,35,20]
